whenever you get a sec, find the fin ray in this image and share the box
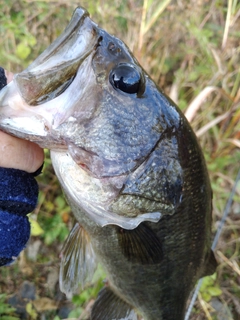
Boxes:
[91,286,138,320]
[117,223,163,264]
[59,222,97,297]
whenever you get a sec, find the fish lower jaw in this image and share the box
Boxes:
[0,117,70,150]
[0,117,46,136]
[0,122,49,152]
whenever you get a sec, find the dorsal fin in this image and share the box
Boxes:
[59,222,97,297]
[201,250,218,278]
[91,286,138,320]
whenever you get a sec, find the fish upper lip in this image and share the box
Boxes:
[14,7,99,106]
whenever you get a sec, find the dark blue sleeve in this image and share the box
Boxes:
[0,67,40,266]
[0,167,39,266]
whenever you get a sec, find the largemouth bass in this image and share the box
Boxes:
[0,7,217,320]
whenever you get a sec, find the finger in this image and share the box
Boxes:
[0,131,44,173]
[5,70,13,83]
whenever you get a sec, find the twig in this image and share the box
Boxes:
[196,111,231,137]
[224,138,240,149]
[138,0,148,53]
[184,86,219,122]
[138,0,171,52]
[198,292,213,320]
[217,250,240,276]
[222,0,233,49]
[142,0,172,36]
[211,168,240,250]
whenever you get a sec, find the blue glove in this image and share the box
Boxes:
[0,168,39,266]
[0,67,40,266]
[0,67,7,90]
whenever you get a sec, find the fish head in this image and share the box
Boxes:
[0,7,184,229]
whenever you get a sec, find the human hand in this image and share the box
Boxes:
[0,68,44,172]
[0,68,43,266]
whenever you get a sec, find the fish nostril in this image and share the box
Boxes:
[108,42,121,55]
[95,36,103,48]
[108,42,116,51]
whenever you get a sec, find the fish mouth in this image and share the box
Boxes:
[0,7,99,148]
[15,7,98,106]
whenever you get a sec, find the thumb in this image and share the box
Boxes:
[0,67,44,173]
[0,131,44,173]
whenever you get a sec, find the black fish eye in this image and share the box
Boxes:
[110,64,141,94]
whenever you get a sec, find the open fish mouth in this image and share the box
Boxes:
[15,8,98,106]
[0,7,99,148]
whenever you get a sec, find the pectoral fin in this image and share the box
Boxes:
[91,287,137,320]
[117,223,163,264]
[59,222,97,297]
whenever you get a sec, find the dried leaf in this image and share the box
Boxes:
[32,297,58,312]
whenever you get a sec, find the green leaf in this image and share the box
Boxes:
[26,302,38,320]
[208,286,222,297]
[55,196,66,210]
[200,273,222,302]
[27,35,37,46]
[16,42,31,60]
[201,292,212,302]
[0,294,18,318]
[29,218,44,236]
[200,275,214,291]
[68,307,83,317]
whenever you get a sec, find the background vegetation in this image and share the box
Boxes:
[0,0,239,319]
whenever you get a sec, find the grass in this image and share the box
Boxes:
[0,0,239,319]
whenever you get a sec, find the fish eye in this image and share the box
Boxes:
[109,64,141,94]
